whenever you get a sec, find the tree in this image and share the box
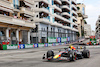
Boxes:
[84,20,87,24]
[76,32,80,37]
[77,7,80,10]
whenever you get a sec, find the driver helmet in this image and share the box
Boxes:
[69,44,72,48]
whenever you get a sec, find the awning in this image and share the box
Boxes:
[0,7,14,13]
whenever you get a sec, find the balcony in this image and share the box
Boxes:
[34,0,49,5]
[61,0,70,4]
[72,28,78,32]
[72,0,76,5]
[62,26,72,30]
[72,10,77,16]
[34,7,50,14]
[24,0,34,5]
[72,4,77,10]
[54,0,61,4]
[54,13,71,24]
[54,13,64,20]
[34,17,51,24]
[72,16,77,21]
[61,12,70,17]
[20,7,34,17]
[51,21,63,27]
[0,0,13,13]
[0,14,35,28]
[53,4,62,12]
[61,5,70,10]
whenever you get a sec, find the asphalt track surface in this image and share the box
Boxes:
[0,45,100,67]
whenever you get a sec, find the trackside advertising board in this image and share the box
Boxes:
[34,43,38,48]
[48,43,52,47]
[48,37,56,43]
[38,43,44,47]
[2,45,7,50]
[25,44,34,48]
[48,37,68,43]
[7,44,18,50]
[18,44,25,49]
[61,37,67,42]
[44,43,48,47]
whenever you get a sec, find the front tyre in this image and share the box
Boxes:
[47,50,54,60]
[83,50,90,58]
[69,53,77,61]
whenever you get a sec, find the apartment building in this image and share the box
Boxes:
[91,30,95,36]
[96,16,100,39]
[76,3,88,37]
[84,24,91,38]
[31,0,78,43]
[0,0,35,44]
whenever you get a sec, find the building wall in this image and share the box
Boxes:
[31,0,78,43]
[84,24,91,38]
[0,0,35,44]
[76,3,87,37]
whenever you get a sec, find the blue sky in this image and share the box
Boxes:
[77,0,100,31]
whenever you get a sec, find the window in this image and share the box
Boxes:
[0,31,5,36]
[32,25,38,32]
[13,0,19,9]
[82,7,85,15]
[11,32,16,37]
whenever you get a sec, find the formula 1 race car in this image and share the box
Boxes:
[42,47,90,61]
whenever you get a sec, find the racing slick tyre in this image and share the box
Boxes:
[47,50,54,59]
[69,52,77,61]
[82,50,90,58]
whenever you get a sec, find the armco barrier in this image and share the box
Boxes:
[25,44,34,48]
[18,44,25,49]
[34,43,38,48]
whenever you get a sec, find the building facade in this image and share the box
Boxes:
[84,24,91,38]
[0,0,35,44]
[76,3,88,37]
[91,30,95,36]
[96,16,100,39]
[31,0,78,43]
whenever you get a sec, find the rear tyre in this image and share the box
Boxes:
[47,50,54,59]
[83,50,90,58]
